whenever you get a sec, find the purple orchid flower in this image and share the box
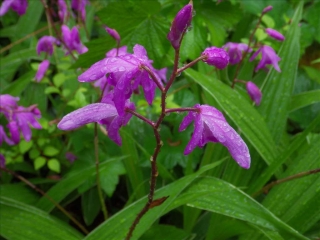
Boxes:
[105,26,121,43]
[0,94,19,109]
[58,0,68,23]
[35,60,50,82]
[246,81,262,106]
[0,125,14,146]
[250,45,281,72]
[71,0,87,21]
[0,0,28,16]
[265,28,285,41]
[179,104,250,169]
[201,47,230,69]
[58,93,135,145]
[11,105,42,142]
[223,42,252,65]
[167,1,193,49]
[78,44,163,116]
[37,36,59,56]
[61,25,88,54]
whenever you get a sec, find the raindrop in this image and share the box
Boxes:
[90,74,97,80]
[111,67,118,72]
[110,58,117,63]
[119,66,126,71]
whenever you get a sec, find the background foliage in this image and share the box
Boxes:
[1,0,320,239]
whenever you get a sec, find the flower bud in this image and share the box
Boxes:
[265,28,285,41]
[262,5,273,14]
[167,1,193,49]
[246,81,262,106]
[35,60,50,82]
[201,47,229,69]
[105,26,121,42]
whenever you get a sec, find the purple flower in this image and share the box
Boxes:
[58,94,135,145]
[179,104,250,169]
[106,46,128,58]
[35,60,50,82]
[0,0,28,16]
[223,42,252,65]
[7,121,20,144]
[201,47,230,69]
[71,0,87,21]
[262,5,273,14]
[65,152,77,163]
[246,81,262,106]
[78,44,163,115]
[61,25,88,54]
[11,105,42,142]
[37,36,59,56]
[167,2,193,49]
[0,94,19,109]
[265,28,285,41]
[250,45,281,72]
[105,26,120,43]
[58,0,68,23]
[0,125,14,145]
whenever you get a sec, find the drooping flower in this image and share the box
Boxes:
[58,0,69,23]
[201,47,230,69]
[37,36,59,56]
[265,28,285,41]
[262,5,273,14]
[246,81,262,106]
[58,94,135,145]
[78,44,163,115]
[35,60,50,82]
[179,104,250,169]
[223,42,252,65]
[71,0,87,21]
[167,1,193,49]
[249,45,281,72]
[0,95,42,144]
[61,25,88,54]
[0,0,28,16]
[105,26,120,43]
[11,105,42,142]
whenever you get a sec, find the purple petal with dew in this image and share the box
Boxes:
[106,46,128,57]
[58,103,118,130]
[0,0,14,16]
[7,121,20,144]
[179,111,196,131]
[113,72,133,116]
[106,117,123,145]
[133,44,148,59]
[35,60,50,82]
[0,94,19,108]
[184,114,204,155]
[0,125,14,145]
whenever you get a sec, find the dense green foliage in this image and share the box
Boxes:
[1,0,320,239]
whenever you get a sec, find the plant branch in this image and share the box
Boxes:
[141,65,165,92]
[176,55,205,75]
[125,109,155,127]
[231,11,265,88]
[165,107,199,114]
[0,167,89,235]
[94,123,108,220]
[252,168,320,198]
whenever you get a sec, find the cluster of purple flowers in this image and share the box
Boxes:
[58,2,251,169]
[0,0,28,16]
[0,94,42,147]
[222,5,285,106]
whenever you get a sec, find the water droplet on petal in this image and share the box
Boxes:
[119,66,126,71]
[90,74,97,80]
[110,58,117,63]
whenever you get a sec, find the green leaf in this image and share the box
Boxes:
[48,159,61,173]
[1,71,34,95]
[173,177,308,240]
[29,148,40,159]
[19,140,33,154]
[0,197,83,240]
[45,86,60,95]
[36,157,126,212]
[184,68,277,165]
[302,66,320,84]
[0,185,39,205]
[43,146,59,157]
[289,90,320,112]
[34,156,46,170]
[81,187,101,226]
[140,225,190,240]
[83,161,224,240]
[53,73,66,88]
[258,2,303,143]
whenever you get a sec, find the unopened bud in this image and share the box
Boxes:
[246,81,262,106]
[265,28,285,41]
[201,47,229,69]
[167,2,193,49]
[262,5,273,14]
